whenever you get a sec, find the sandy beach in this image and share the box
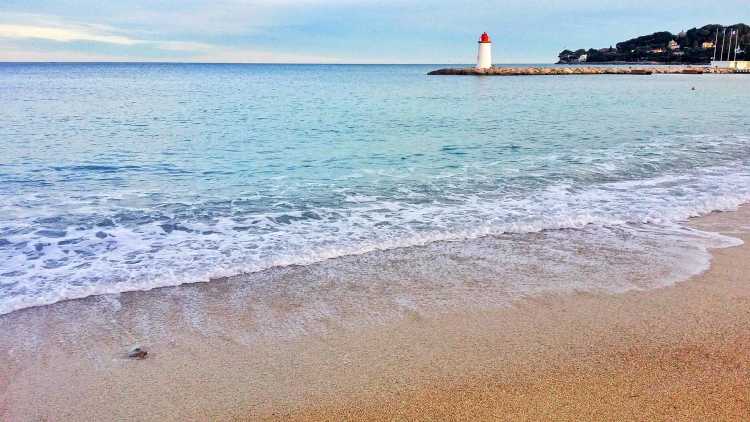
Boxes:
[1,206,750,421]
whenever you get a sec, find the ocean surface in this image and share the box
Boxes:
[1,63,749,316]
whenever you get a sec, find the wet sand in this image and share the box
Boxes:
[2,207,750,421]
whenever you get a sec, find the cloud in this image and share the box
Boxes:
[0,23,140,45]
[0,43,339,63]
[0,14,343,63]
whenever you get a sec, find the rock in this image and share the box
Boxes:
[128,345,148,359]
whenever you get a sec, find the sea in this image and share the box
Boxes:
[1,63,749,317]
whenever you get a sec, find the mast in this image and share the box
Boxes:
[721,28,728,61]
[733,29,740,62]
[727,29,734,62]
[713,27,720,61]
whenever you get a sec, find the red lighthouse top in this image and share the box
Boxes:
[479,32,491,43]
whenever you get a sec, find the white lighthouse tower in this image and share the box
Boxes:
[476,32,492,69]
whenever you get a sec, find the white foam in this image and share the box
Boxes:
[1,161,749,315]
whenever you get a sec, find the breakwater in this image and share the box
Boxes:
[428,66,741,76]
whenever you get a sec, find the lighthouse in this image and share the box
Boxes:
[477,32,492,69]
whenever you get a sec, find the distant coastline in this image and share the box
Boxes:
[558,23,748,65]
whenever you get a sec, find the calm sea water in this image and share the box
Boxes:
[1,63,749,316]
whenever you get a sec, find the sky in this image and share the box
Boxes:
[0,1,747,63]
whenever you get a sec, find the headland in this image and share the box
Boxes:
[557,23,748,65]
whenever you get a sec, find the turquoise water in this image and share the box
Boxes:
[1,63,749,315]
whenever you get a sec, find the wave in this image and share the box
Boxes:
[1,165,749,316]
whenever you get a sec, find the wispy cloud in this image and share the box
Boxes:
[0,15,341,62]
[0,23,140,45]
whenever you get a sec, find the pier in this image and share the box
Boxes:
[427,66,744,76]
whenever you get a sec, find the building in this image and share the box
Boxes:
[578,54,588,63]
[667,40,680,50]
[476,32,492,69]
[711,60,750,70]
[650,48,665,53]
[702,41,715,49]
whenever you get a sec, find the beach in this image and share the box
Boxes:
[2,63,750,421]
[2,205,749,421]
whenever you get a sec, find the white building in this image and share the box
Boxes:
[711,60,750,70]
[476,32,492,69]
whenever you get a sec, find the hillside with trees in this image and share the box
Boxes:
[558,24,749,64]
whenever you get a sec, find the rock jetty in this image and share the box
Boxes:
[427,66,740,76]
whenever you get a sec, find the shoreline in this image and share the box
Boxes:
[2,206,750,420]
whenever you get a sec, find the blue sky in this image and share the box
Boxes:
[0,1,747,63]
